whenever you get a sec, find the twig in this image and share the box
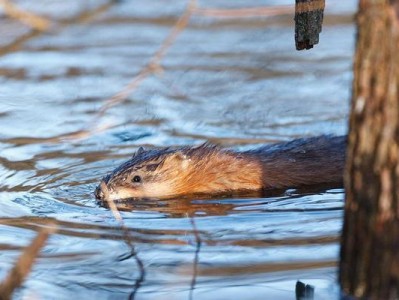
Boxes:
[0,30,43,57]
[90,0,197,116]
[66,0,119,24]
[0,0,51,31]
[0,225,56,300]
[101,182,145,300]
[0,0,118,58]
[148,0,197,73]
[193,6,293,18]
[188,215,201,300]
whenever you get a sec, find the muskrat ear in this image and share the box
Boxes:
[133,147,145,158]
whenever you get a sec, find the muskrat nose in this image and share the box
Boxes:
[95,180,111,201]
[94,185,104,200]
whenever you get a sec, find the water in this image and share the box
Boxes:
[0,1,355,299]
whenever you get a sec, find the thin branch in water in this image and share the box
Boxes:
[65,0,120,25]
[0,224,56,300]
[101,182,145,300]
[94,0,197,127]
[0,0,51,31]
[188,215,201,300]
[148,0,197,73]
[0,29,43,57]
[0,0,118,58]
[193,5,293,18]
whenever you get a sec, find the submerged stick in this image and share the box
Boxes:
[0,1,118,58]
[188,216,201,300]
[0,0,51,31]
[295,281,315,300]
[0,225,56,300]
[101,182,145,300]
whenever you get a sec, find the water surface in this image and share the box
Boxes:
[0,1,355,299]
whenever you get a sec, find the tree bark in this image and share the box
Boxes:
[339,0,399,299]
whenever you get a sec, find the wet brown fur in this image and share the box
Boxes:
[95,135,346,200]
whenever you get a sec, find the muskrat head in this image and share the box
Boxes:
[95,147,192,202]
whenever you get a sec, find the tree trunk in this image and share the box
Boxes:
[339,0,399,299]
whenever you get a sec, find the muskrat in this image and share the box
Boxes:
[95,135,346,202]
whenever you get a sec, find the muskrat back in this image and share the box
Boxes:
[95,135,346,202]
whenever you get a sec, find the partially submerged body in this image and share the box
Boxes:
[95,135,346,202]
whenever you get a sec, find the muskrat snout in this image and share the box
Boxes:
[94,184,104,201]
[95,180,111,201]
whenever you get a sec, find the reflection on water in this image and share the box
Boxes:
[0,0,355,299]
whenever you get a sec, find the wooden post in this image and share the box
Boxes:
[294,0,325,50]
[339,0,399,299]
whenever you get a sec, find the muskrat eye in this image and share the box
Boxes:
[132,175,141,183]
